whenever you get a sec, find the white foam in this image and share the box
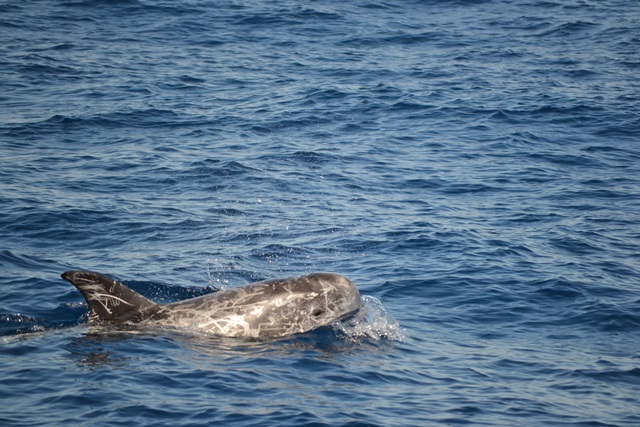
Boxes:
[333,295,405,342]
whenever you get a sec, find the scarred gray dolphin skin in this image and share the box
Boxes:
[61,270,362,339]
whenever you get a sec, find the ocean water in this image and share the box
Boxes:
[1,0,640,425]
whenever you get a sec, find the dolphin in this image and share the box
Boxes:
[61,270,362,339]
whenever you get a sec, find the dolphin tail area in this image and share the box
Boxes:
[61,271,163,324]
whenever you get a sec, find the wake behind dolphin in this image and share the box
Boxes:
[61,271,362,339]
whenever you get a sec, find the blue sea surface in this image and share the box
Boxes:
[1,0,640,425]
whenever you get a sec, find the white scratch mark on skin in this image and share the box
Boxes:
[90,293,133,308]
[73,277,133,315]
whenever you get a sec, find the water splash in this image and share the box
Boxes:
[205,258,227,290]
[333,295,405,342]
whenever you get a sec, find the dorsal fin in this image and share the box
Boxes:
[61,270,162,323]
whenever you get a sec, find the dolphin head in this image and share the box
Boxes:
[296,272,362,326]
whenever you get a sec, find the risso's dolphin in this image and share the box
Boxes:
[61,270,362,339]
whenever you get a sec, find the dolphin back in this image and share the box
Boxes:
[61,270,163,324]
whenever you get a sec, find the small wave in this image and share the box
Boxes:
[333,296,404,342]
[534,20,599,38]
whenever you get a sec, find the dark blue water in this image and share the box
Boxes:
[2,0,640,425]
